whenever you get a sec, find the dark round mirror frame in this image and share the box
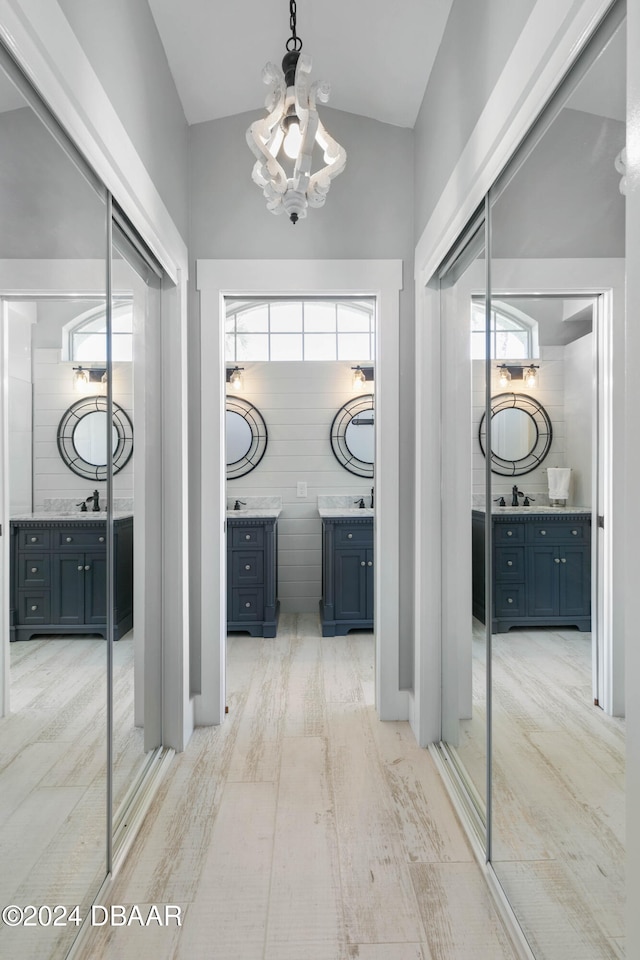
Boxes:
[57,396,134,481]
[479,392,553,476]
[330,393,375,478]
[226,396,268,479]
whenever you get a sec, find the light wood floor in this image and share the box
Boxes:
[458,623,625,960]
[78,613,518,960]
[0,632,145,960]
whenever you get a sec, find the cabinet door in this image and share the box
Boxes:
[84,553,107,625]
[334,547,367,620]
[365,547,374,621]
[52,553,86,624]
[558,546,590,618]
[527,544,559,617]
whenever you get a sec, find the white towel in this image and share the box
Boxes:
[548,467,571,500]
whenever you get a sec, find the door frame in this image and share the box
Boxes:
[194,259,405,725]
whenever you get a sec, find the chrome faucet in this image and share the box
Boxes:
[86,489,101,512]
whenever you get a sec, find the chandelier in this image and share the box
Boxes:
[246,0,347,224]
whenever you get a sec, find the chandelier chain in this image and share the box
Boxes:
[286,0,302,52]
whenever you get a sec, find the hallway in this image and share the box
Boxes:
[84,615,516,960]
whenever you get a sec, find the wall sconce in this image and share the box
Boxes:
[352,365,374,392]
[73,366,106,393]
[227,366,244,391]
[496,363,539,389]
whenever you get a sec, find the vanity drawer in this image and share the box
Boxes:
[17,591,51,624]
[17,554,50,588]
[334,524,373,545]
[495,584,526,618]
[231,550,264,585]
[526,522,589,543]
[495,547,524,581]
[55,529,107,549]
[230,587,264,622]
[18,529,50,550]
[494,523,525,543]
[230,525,264,548]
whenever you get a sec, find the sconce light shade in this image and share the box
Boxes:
[351,365,373,392]
[497,364,512,389]
[73,366,106,394]
[524,364,539,388]
[227,366,244,391]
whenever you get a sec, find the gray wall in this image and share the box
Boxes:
[189,107,416,685]
[413,0,536,242]
[58,0,189,243]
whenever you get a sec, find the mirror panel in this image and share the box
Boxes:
[225,397,268,479]
[330,394,374,477]
[488,17,625,959]
[478,393,553,476]
[57,397,133,480]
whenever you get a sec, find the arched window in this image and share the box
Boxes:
[62,300,133,362]
[225,298,376,362]
[470,298,538,359]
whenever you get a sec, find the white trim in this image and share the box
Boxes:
[195,259,406,725]
[414,0,614,286]
[0,301,8,716]
[0,0,188,283]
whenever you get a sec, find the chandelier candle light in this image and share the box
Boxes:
[246,0,347,224]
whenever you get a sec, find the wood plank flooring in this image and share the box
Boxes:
[456,623,625,960]
[0,632,145,960]
[80,615,517,960]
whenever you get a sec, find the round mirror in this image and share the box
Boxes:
[73,412,118,465]
[479,392,552,476]
[330,394,374,478]
[57,396,133,480]
[226,397,268,479]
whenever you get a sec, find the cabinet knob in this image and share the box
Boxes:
[31,567,38,574]
[367,561,373,567]
[361,561,366,566]
[245,601,251,608]
[245,564,251,570]
[561,557,567,563]
[31,604,38,611]
[554,557,560,563]
[506,531,513,537]
[84,565,90,571]
[507,598,513,604]
[30,536,37,543]
[540,530,546,536]
[245,534,251,540]
[66,536,73,542]
[99,536,105,543]
[571,529,578,536]
[347,533,353,539]
[77,565,83,571]
[507,561,513,567]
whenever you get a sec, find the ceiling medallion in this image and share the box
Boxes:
[246,0,346,224]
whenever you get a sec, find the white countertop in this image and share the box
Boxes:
[226,509,282,519]
[473,506,591,515]
[12,512,134,521]
[318,507,374,518]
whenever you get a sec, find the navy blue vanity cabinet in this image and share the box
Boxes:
[321,516,373,636]
[10,516,133,641]
[227,516,279,637]
[472,511,591,632]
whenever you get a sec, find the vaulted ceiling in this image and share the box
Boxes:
[147,0,454,128]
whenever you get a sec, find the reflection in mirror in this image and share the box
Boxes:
[486,13,626,960]
[478,393,553,476]
[57,396,133,480]
[330,394,374,477]
[225,397,268,479]
[73,410,118,464]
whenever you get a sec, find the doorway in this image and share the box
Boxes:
[194,259,405,727]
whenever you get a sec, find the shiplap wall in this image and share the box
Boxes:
[32,348,133,508]
[472,338,594,505]
[8,305,35,514]
[226,361,374,614]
